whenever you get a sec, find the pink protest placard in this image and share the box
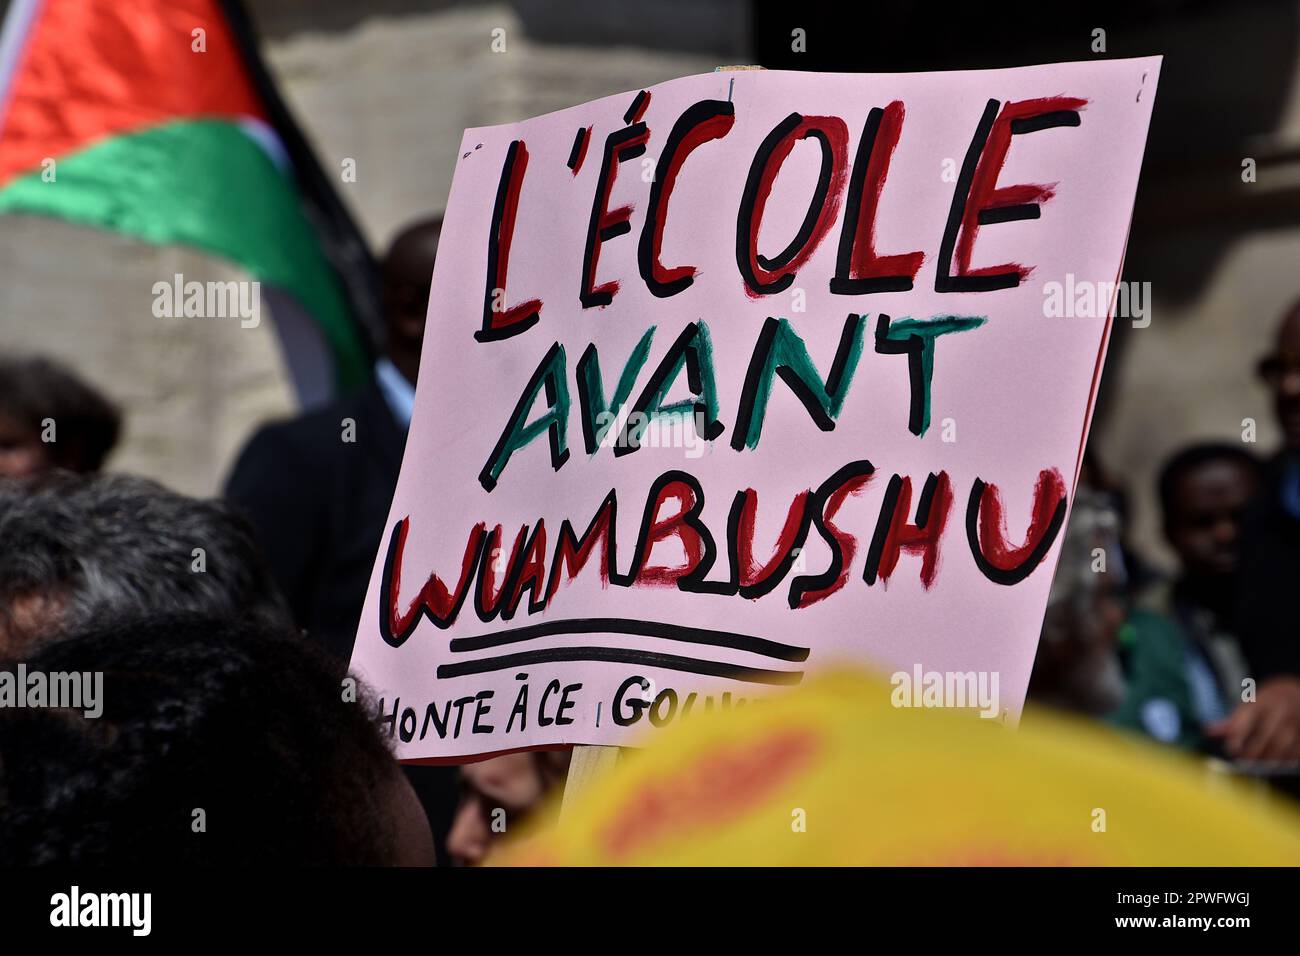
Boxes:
[351,58,1160,761]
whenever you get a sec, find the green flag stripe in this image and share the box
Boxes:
[0,118,368,389]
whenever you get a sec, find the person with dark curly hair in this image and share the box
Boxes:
[0,472,291,654]
[0,356,120,478]
[0,613,435,865]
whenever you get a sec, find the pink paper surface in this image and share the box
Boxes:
[350,58,1160,761]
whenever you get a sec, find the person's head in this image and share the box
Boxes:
[0,472,290,654]
[0,614,434,865]
[380,217,442,382]
[1258,300,1300,452]
[1032,488,1129,715]
[1158,443,1261,581]
[0,356,120,477]
[446,750,569,866]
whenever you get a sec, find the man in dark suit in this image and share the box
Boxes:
[1209,300,1300,764]
[226,217,459,858]
[227,218,436,660]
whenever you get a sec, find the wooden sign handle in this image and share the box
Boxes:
[560,745,620,821]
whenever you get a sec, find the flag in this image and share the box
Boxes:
[0,0,380,400]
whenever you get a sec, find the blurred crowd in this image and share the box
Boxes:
[1028,302,1300,775]
[1,215,1298,862]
